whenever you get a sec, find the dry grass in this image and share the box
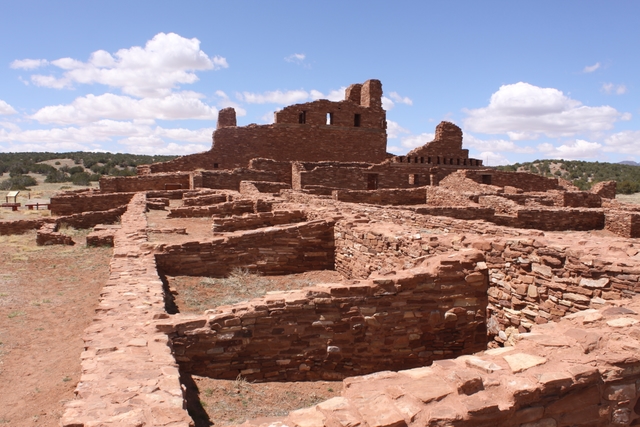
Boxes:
[617,193,640,205]
[171,269,335,314]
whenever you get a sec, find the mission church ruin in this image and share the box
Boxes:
[5,80,640,426]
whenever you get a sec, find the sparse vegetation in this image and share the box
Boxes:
[497,159,640,194]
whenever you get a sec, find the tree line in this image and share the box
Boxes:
[0,152,177,190]
[497,159,640,194]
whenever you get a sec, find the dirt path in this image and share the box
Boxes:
[0,231,111,426]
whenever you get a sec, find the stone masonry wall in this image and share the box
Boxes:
[605,210,640,238]
[239,181,291,196]
[163,250,488,382]
[100,172,191,192]
[167,199,272,218]
[50,190,135,215]
[60,193,192,427]
[239,297,640,427]
[333,187,427,205]
[198,169,280,191]
[212,210,306,233]
[155,220,335,277]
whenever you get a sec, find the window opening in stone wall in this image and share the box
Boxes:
[482,174,492,185]
[420,157,424,163]
[327,113,333,125]
[428,157,431,164]
[354,114,361,127]
[409,174,419,186]
[213,163,219,169]
[367,173,378,190]
[437,157,441,165]
[414,157,418,163]
[299,111,306,124]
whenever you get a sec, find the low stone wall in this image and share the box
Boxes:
[155,220,336,277]
[60,193,192,427]
[239,180,291,195]
[36,223,75,246]
[426,186,475,206]
[212,210,307,232]
[482,236,640,343]
[198,169,280,191]
[99,172,191,192]
[0,206,125,236]
[58,205,126,229]
[182,193,228,206]
[167,199,272,218]
[147,189,190,200]
[0,217,56,235]
[163,250,488,382]
[478,195,521,215]
[86,225,120,247]
[512,208,605,231]
[562,191,602,208]
[605,210,640,238]
[333,187,427,205]
[50,191,134,215]
[240,297,640,427]
[412,206,496,221]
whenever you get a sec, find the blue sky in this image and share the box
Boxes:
[0,1,639,165]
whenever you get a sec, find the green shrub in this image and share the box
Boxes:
[0,174,38,190]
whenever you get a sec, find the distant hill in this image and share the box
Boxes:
[496,159,640,194]
[0,152,177,190]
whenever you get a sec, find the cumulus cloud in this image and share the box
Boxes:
[10,59,49,70]
[463,133,536,154]
[475,151,512,166]
[213,90,247,116]
[388,92,413,106]
[238,89,312,105]
[583,62,601,73]
[603,130,640,154]
[386,120,411,139]
[463,82,627,140]
[24,32,227,97]
[601,83,627,95]
[0,120,213,154]
[537,139,603,159]
[400,132,435,149]
[31,92,217,124]
[0,100,17,115]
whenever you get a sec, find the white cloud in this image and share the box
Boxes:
[285,53,306,64]
[382,97,395,111]
[0,120,213,154]
[601,83,627,95]
[603,130,640,154]
[476,151,512,166]
[31,92,217,124]
[463,133,536,154]
[388,91,413,106]
[213,91,247,116]
[386,120,410,139]
[23,32,227,98]
[238,89,312,105]
[537,139,603,159]
[0,100,17,115]
[10,59,49,70]
[463,82,626,139]
[400,132,435,149]
[583,62,601,73]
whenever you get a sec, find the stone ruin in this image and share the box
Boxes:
[4,79,640,426]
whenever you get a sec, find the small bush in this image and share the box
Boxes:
[0,174,37,190]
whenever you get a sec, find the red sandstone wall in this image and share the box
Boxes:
[212,210,307,232]
[605,210,640,238]
[248,158,293,184]
[198,169,280,191]
[155,220,335,276]
[50,191,134,215]
[333,187,427,205]
[167,250,488,382]
[100,173,191,192]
